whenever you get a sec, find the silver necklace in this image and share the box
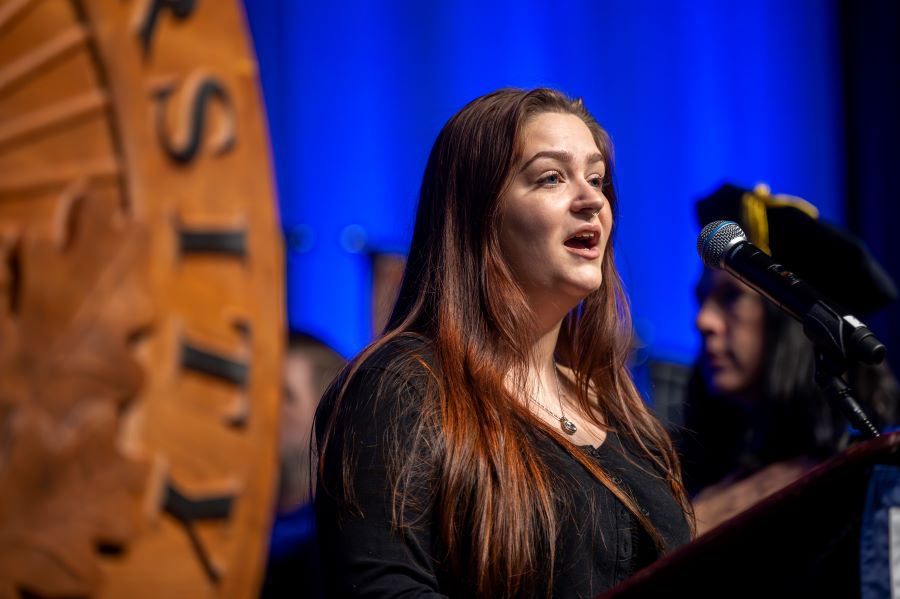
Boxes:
[532,363,578,435]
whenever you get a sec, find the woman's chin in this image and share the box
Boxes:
[564,274,604,299]
[705,371,754,400]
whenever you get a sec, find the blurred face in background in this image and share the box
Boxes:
[279,338,345,512]
[695,269,766,401]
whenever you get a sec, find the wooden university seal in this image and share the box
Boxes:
[0,1,283,597]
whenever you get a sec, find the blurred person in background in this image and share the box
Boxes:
[680,183,899,534]
[262,332,344,599]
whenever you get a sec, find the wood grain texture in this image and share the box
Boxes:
[0,0,283,597]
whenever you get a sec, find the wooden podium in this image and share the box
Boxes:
[601,433,900,598]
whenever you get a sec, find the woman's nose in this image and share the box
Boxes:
[571,180,605,217]
[696,299,724,336]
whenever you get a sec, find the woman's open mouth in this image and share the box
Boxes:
[564,230,601,257]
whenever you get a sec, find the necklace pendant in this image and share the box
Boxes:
[560,417,577,435]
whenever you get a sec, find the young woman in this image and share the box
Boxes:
[315,88,693,597]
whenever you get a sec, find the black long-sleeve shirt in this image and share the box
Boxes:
[315,337,691,597]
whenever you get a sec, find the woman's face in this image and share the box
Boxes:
[696,269,767,398]
[498,112,611,322]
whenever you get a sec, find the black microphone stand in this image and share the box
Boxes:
[804,303,882,440]
[813,353,880,440]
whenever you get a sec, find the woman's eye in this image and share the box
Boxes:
[589,176,605,188]
[538,172,561,186]
[717,287,743,309]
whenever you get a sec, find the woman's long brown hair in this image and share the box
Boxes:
[317,88,693,597]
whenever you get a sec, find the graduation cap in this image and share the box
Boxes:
[696,183,898,316]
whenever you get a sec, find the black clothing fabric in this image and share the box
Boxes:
[315,336,691,598]
[261,502,323,599]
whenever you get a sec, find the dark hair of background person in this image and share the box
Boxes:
[315,88,693,597]
[679,297,900,496]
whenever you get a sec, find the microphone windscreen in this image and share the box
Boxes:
[697,220,747,269]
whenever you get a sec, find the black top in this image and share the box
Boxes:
[315,337,691,598]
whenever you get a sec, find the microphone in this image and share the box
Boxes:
[697,220,886,366]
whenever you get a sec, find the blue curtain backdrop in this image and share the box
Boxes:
[840,0,900,376]
[243,0,845,371]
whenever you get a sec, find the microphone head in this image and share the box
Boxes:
[697,220,747,269]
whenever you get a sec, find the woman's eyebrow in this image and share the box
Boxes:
[519,150,604,172]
